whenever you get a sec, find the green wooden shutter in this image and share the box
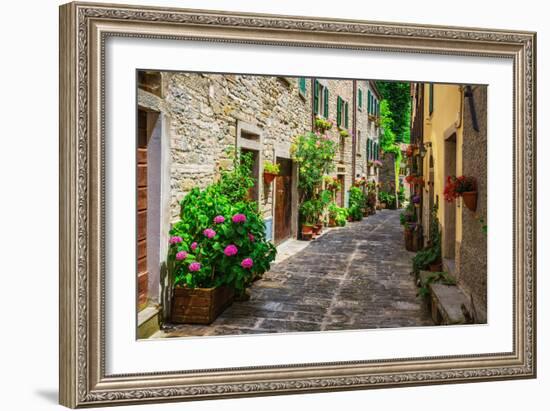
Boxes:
[358,89,362,109]
[336,96,341,126]
[374,142,378,160]
[367,139,371,159]
[323,87,329,117]
[345,102,349,129]
[367,90,371,113]
[313,80,319,114]
[299,78,306,95]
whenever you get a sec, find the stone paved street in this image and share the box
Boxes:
[153,209,433,338]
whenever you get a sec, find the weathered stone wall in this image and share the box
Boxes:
[458,85,488,321]
[159,73,311,222]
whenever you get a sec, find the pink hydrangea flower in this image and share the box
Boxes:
[213,215,225,224]
[224,244,238,257]
[169,236,183,245]
[248,233,255,242]
[232,213,247,223]
[175,251,188,261]
[203,228,216,239]
[188,262,201,272]
[190,242,198,251]
[241,258,253,269]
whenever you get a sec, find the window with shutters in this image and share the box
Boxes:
[367,138,371,161]
[367,90,371,113]
[314,80,329,118]
[336,96,349,128]
[358,88,363,111]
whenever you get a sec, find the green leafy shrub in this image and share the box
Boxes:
[291,131,337,201]
[328,203,348,226]
[400,203,416,225]
[412,205,441,274]
[168,152,276,293]
[348,186,366,221]
[378,190,396,208]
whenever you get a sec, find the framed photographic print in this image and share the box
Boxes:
[59,1,537,408]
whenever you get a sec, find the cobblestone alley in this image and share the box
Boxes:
[154,209,433,338]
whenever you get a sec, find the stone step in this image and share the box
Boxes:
[428,283,472,325]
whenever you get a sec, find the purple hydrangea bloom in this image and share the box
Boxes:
[412,195,421,204]
[213,215,225,224]
[241,258,253,269]
[188,262,201,272]
[169,236,183,245]
[190,242,198,251]
[175,251,188,261]
[232,213,247,223]
[224,244,238,257]
[203,228,216,239]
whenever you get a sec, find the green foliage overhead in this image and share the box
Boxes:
[376,81,411,143]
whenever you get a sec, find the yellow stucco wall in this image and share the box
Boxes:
[422,84,464,252]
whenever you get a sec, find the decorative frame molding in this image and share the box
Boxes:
[59,1,536,407]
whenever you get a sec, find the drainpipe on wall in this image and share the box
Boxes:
[351,80,357,185]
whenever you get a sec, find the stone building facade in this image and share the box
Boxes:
[135,71,383,332]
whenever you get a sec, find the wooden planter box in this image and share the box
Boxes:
[171,285,234,325]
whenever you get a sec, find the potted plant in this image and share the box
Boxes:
[348,187,365,222]
[299,200,317,240]
[412,205,442,276]
[444,175,477,211]
[323,175,341,192]
[314,116,333,133]
[263,160,280,184]
[328,203,348,227]
[168,153,277,324]
[339,128,350,139]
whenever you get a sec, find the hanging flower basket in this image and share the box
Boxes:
[462,191,478,212]
[263,171,277,184]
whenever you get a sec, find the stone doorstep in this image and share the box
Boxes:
[429,283,472,325]
[137,305,161,339]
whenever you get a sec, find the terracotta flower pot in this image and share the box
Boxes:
[171,285,234,325]
[301,224,314,241]
[462,191,477,212]
[263,172,277,184]
[313,223,323,235]
[429,262,443,272]
[328,218,336,227]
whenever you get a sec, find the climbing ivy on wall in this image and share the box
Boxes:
[379,100,402,193]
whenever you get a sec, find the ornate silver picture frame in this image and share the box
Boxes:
[59,2,536,407]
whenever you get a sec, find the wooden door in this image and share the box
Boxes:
[337,175,345,207]
[274,158,292,244]
[137,109,149,311]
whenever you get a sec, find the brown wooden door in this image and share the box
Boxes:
[337,175,345,207]
[274,158,292,244]
[137,109,148,311]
